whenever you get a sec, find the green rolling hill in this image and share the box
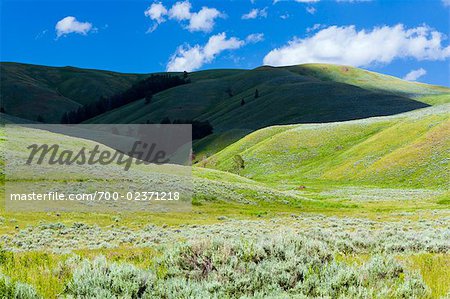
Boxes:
[82,64,450,158]
[0,62,149,122]
[81,64,449,159]
[85,64,448,130]
[199,104,450,189]
[2,62,449,126]
[2,62,449,160]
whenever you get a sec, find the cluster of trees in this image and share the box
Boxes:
[61,74,189,124]
[157,117,213,140]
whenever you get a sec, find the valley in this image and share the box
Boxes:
[0,62,449,298]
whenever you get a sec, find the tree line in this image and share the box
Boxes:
[158,117,213,140]
[61,74,189,124]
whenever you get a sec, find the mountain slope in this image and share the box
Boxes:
[2,62,449,139]
[83,64,449,158]
[86,64,447,131]
[199,104,450,189]
[284,64,450,101]
[0,62,149,122]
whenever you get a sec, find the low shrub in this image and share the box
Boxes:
[0,272,41,299]
[63,235,430,298]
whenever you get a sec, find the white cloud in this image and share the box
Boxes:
[295,0,319,2]
[442,0,450,6]
[263,24,450,67]
[187,7,222,32]
[55,16,93,38]
[242,7,268,19]
[145,2,167,23]
[169,1,192,20]
[306,6,317,14]
[242,9,258,19]
[145,1,222,33]
[144,2,168,32]
[403,68,427,81]
[246,33,265,43]
[280,13,290,19]
[167,33,245,71]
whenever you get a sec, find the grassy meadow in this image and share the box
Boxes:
[0,63,449,298]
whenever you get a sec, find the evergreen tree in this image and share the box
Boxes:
[240,99,245,106]
[63,74,189,124]
[254,89,259,99]
[0,107,5,113]
[36,115,45,123]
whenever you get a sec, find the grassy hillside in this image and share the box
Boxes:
[2,62,449,158]
[200,104,450,189]
[3,62,449,127]
[284,64,450,101]
[0,62,149,122]
[1,85,449,298]
[86,64,450,131]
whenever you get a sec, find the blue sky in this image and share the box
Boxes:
[1,0,449,86]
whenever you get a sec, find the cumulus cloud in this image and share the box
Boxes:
[55,16,93,38]
[403,68,427,81]
[246,33,265,43]
[145,2,167,23]
[144,2,168,32]
[169,0,192,20]
[242,8,268,19]
[167,32,263,71]
[167,33,245,71]
[187,7,222,32]
[145,1,223,33]
[263,24,450,67]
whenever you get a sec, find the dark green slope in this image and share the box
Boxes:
[2,62,449,132]
[85,64,446,131]
[0,62,149,122]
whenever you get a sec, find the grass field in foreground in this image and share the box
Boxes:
[0,108,449,297]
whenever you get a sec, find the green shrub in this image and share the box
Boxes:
[0,272,41,299]
[63,235,430,298]
[64,256,153,298]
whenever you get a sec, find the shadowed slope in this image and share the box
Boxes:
[86,65,436,130]
[0,62,149,122]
